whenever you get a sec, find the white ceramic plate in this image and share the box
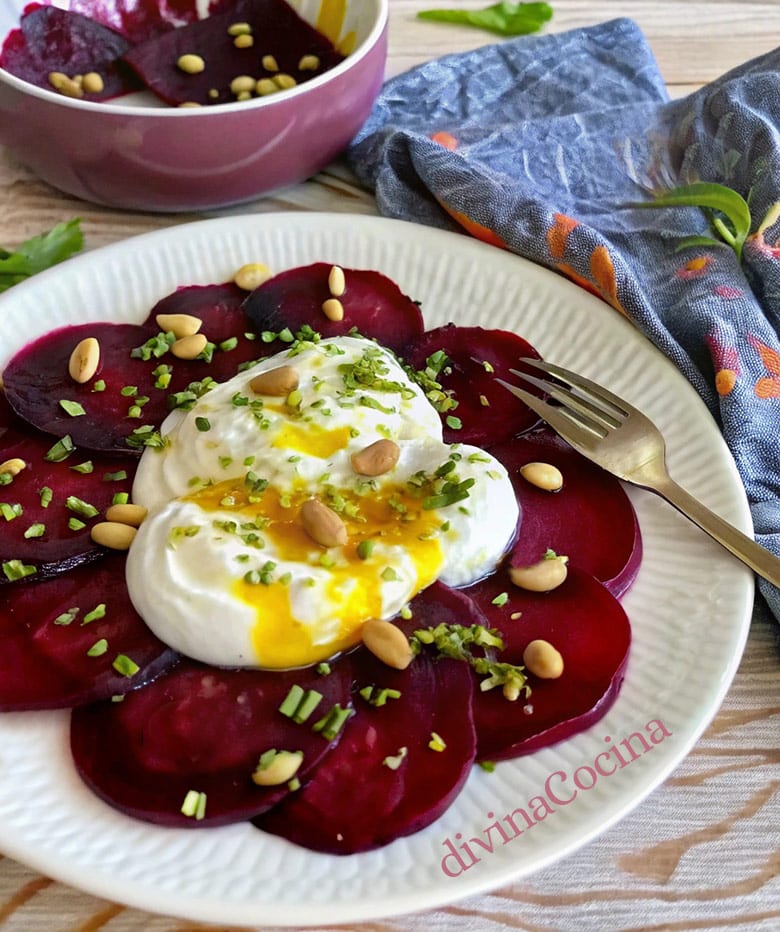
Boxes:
[0,213,754,926]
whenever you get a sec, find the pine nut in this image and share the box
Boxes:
[233,33,254,49]
[177,54,205,74]
[234,262,271,291]
[171,333,208,360]
[300,498,347,548]
[328,265,346,297]
[273,73,297,90]
[68,337,100,384]
[230,75,256,96]
[249,365,299,396]
[508,554,568,592]
[0,457,26,478]
[105,503,148,527]
[261,54,279,72]
[81,72,104,94]
[48,72,84,98]
[523,639,564,679]
[155,313,202,339]
[227,22,252,36]
[362,619,413,670]
[350,439,400,477]
[298,54,320,71]
[255,78,278,96]
[90,522,137,550]
[520,461,563,492]
[251,750,303,786]
[322,298,344,322]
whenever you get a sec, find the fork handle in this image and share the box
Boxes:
[652,476,780,588]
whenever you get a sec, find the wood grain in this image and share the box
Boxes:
[0,1,778,929]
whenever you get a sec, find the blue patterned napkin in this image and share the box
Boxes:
[347,17,780,621]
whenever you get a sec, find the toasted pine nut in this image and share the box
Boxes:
[48,72,84,98]
[233,33,254,49]
[171,333,208,360]
[261,54,279,72]
[177,54,205,74]
[105,503,148,527]
[0,457,26,478]
[251,750,303,786]
[520,461,563,492]
[508,554,568,592]
[230,75,256,95]
[255,78,278,96]
[234,262,271,291]
[68,337,100,384]
[155,313,202,339]
[273,73,297,90]
[362,619,413,670]
[227,22,252,36]
[90,522,137,550]
[350,439,401,477]
[249,365,299,397]
[298,54,320,71]
[328,265,346,297]
[81,72,104,94]
[322,298,344,322]
[300,498,347,548]
[523,639,564,679]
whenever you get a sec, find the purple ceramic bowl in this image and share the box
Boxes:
[0,0,388,212]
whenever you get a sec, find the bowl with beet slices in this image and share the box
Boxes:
[0,0,388,211]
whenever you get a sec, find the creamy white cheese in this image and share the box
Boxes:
[127,336,519,669]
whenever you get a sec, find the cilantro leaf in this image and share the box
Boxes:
[0,218,83,293]
[418,2,553,37]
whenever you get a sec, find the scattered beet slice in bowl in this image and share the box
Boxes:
[255,649,476,854]
[242,263,425,356]
[0,422,136,584]
[490,426,642,596]
[70,658,354,828]
[121,0,344,107]
[0,553,177,710]
[0,5,140,100]
[462,565,631,761]
[403,325,543,446]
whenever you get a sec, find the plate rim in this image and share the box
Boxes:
[0,212,754,926]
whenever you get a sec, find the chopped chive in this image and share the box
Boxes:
[59,399,86,417]
[112,654,140,677]
[120,385,137,397]
[491,592,509,607]
[54,607,80,626]
[219,336,238,352]
[195,416,211,432]
[87,638,108,657]
[2,560,36,581]
[312,703,353,740]
[356,539,375,560]
[66,495,99,519]
[24,523,46,539]
[68,517,86,531]
[0,502,21,521]
[278,684,305,718]
[112,492,129,505]
[293,689,323,724]
[383,747,408,770]
[82,603,107,624]
[479,760,496,772]
[445,415,462,430]
[316,662,331,676]
[92,379,106,392]
[70,460,94,474]
[103,470,127,482]
[428,731,447,751]
[180,790,207,820]
[381,566,400,582]
[44,435,74,462]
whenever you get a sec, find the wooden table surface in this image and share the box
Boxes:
[0,2,778,930]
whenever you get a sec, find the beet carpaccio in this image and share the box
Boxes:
[0,259,639,853]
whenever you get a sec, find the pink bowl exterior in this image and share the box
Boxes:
[0,22,387,212]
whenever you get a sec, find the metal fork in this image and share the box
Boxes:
[499,357,780,588]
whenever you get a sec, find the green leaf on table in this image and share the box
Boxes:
[0,218,83,293]
[417,2,553,37]
[630,182,751,261]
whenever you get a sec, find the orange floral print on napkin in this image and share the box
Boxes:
[705,332,740,396]
[748,335,780,398]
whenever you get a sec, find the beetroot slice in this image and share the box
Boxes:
[462,566,631,761]
[71,658,353,827]
[0,423,136,584]
[243,263,425,356]
[121,0,344,106]
[0,554,176,709]
[490,426,642,596]
[255,650,476,854]
[402,325,544,446]
[0,6,140,100]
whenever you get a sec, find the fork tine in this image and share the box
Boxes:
[518,357,631,419]
[495,378,602,453]
[508,368,620,433]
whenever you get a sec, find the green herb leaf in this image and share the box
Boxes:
[418,1,553,36]
[630,182,751,261]
[0,219,83,293]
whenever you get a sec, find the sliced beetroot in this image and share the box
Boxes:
[243,263,425,357]
[70,658,353,828]
[2,288,258,454]
[398,579,490,638]
[403,325,544,446]
[0,423,136,584]
[0,554,177,709]
[121,0,344,107]
[490,426,642,596]
[462,566,631,761]
[0,6,140,100]
[255,649,476,854]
